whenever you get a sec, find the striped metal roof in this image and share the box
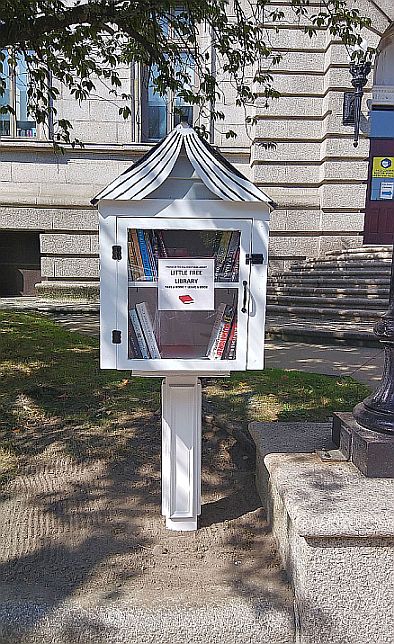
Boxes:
[91,123,273,205]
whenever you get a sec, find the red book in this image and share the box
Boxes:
[179,294,194,304]
[224,320,237,359]
[210,305,235,359]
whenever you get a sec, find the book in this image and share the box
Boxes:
[206,303,227,357]
[130,230,145,280]
[128,321,143,358]
[135,302,161,358]
[156,231,168,258]
[129,309,150,358]
[128,239,140,281]
[150,231,160,276]
[213,306,235,360]
[214,231,232,280]
[221,232,240,281]
[137,230,154,280]
[207,304,234,359]
[230,248,240,282]
[145,231,158,279]
[179,294,194,304]
[224,319,237,360]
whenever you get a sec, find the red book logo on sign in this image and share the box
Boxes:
[179,294,194,304]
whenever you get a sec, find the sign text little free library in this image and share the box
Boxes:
[158,258,215,310]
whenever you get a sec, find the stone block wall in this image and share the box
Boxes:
[0,143,254,299]
[0,145,140,299]
[252,0,394,272]
[0,1,393,296]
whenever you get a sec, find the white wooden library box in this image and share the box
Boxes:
[95,124,272,375]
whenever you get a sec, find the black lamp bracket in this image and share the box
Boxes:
[342,60,372,147]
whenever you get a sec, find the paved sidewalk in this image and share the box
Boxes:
[264,341,383,387]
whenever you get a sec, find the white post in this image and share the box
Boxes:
[161,375,202,531]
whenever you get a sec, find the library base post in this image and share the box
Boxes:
[161,376,202,531]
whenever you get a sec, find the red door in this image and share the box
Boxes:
[364,131,394,244]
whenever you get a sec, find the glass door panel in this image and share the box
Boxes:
[118,218,251,369]
[128,288,238,360]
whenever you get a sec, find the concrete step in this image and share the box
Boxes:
[267,286,389,298]
[269,276,391,287]
[289,260,391,275]
[299,252,392,264]
[250,422,393,644]
[267,304,385,320]
[280,268,391,279]
[0,598,296,644]
[266,315,379,347]
[325,245,392,256]
[266,323,378,347]
[267,295,387,309]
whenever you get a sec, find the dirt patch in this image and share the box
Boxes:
[0,413,291,612]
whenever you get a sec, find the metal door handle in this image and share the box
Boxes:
[241,280,248,313]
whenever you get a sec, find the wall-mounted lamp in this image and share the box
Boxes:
[343,61,372,147]
[343,41,372,147]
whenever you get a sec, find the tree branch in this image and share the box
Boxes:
[0,1,142,49]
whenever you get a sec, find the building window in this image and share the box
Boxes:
[0,51,37,138]
[141,53,196,142]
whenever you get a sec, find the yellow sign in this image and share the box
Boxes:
[372,157,394,178]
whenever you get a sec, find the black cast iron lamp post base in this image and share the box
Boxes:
[332,246,394,476]
[353,245,394,435]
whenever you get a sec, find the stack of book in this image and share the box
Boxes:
[206,303,237,360]
[128,229,240,283]
[214,231,240,282]
[129,302,161,359]
[128,230,167,281]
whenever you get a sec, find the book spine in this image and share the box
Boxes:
[213,231,222,256]
[208,305,232,359]
[157,231,168,258]
[145,231,157,279]
[151,232,160,275]
[212,306,235,360]
[128,322,143,358]
[137,230,153,280]
[128,240,137,281]
[131,231,145,280]
[206,302,227,357]
[215,231,232,280]
[230,248,240,282]
[222,232,240,281]
[135,302,160,358]
[224,320,237,360]
[129,309,150,358]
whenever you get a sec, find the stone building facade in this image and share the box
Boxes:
[0,0,394,298]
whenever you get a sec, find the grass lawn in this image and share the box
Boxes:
[0,312,370,483]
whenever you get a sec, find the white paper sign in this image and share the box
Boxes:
[380,181,394,200]
[158,258,215,310]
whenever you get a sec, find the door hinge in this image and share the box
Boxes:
[112,330,122,344]
[112,245,122,260]
[246,253,264,265]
